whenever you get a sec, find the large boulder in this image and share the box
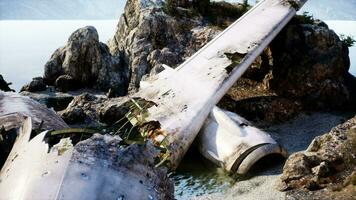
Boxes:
[43,26,129,96]
[20,77,47,92]
[269,20,354,109]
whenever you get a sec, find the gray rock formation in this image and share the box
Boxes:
[108,0,223,90]
[277,116,356,199]
[218,18,355,124]
[20,77,47,92]
[43,26,129,96]
[107,0,355,124]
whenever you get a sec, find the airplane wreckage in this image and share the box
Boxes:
[0,0,307,199]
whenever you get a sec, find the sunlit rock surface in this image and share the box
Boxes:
[43,26,129,96]
[277,116,356,200]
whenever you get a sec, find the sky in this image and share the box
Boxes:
[0,0,355,20]
[0,0,125,20]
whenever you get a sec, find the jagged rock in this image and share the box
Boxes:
[108,0,228,90]
[277,116,356,199]
[270,20,354,109]
[20,77,47,92]
[43,26,129,96]
[108,0,195,89]
[0,75,14,92]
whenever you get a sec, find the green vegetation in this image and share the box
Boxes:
[163,0,251,28]
[292,12,315,24]
[207,1,250,27]
[340,34,356,47]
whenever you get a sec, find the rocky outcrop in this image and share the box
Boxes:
[269,20,353,109]
[20,77,47,92]
[43,26,129,96]
[220,18,355,123]
[277,116,356,199]
[0,75,14,92]
[108,0,192,89]
[51,0,355,127]
[108,0,233,90]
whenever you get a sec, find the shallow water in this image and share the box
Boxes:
[171,149,236,199]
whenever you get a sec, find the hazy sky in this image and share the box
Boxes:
[0,0,355,20]
[0,0,126,20]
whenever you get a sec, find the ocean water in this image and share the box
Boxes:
[0,20,117,91]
